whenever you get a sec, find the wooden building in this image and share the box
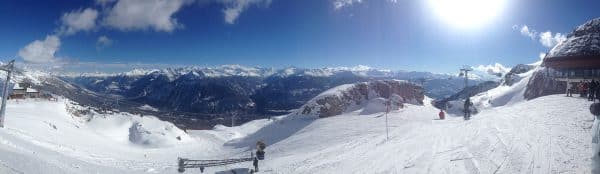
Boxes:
[9,83,26,99]
[543,55,600,79]
[9,82,41,99]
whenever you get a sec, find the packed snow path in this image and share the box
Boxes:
[0,95,594,173]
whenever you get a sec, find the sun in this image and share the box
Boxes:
[428,0,506,28]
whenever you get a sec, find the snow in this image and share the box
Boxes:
[224,95,592,173]
[0,99,220,173]
[360,98,391,115]
[444,65,537,116]
[123,69,160,77]
[548,18,600,58]
[26,88,38,93]
[12,83,24,90]
[312,83,355,98]
[0,87,595,173]
[138,104,159,112]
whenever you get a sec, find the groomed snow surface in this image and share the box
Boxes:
[0,93,594,174]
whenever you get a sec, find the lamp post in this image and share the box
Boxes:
[0,60,15,128]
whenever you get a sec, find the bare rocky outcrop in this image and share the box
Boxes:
[523,68,567,100]
[299,80,424,118]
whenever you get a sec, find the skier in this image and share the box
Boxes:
[464,98,471,120]
[438,109,445,120]
[589,103,600,173]
[251,140,266,173]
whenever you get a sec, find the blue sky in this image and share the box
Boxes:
[0,0,598,73]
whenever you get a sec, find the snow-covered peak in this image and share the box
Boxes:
[200,64,274,77]
[573,18,600,36]
[122,68,160,76]
[271,65,394,78]
[547,18,600,58]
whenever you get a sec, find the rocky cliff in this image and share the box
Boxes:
[298,80,424,118]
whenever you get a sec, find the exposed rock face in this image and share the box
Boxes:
[523,68,567,100]
[299,80,424,118]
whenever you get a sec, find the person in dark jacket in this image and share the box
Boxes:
[590,80,597,101]
[464,98,471,120]
[252,140,266,172]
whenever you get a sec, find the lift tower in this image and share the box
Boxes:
[0,60,15,128]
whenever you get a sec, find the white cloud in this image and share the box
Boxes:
[102,0,192,32]
[514,25,567,48]
[18,35,61,63]
[96,35,113,49]
[333,0,396,10]
[333,0,364,10]
[518,25,537,40]
[59,8,99,35]
[539,31,566,48]
[473,63,510,77]
[219,0,272,24]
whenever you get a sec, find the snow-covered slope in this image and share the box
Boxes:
[247,94,591,173]
[439,63,538,116]
[0,99,227,173]
[0,89,593,173]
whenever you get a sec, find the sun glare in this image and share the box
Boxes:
[428,0,506,29]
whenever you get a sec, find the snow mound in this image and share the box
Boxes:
[138,104,159,112]
[127,121,185,147]
[297,80,424,117]
[82,110,191,148]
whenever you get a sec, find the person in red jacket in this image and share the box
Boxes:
[438,109,445,120]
